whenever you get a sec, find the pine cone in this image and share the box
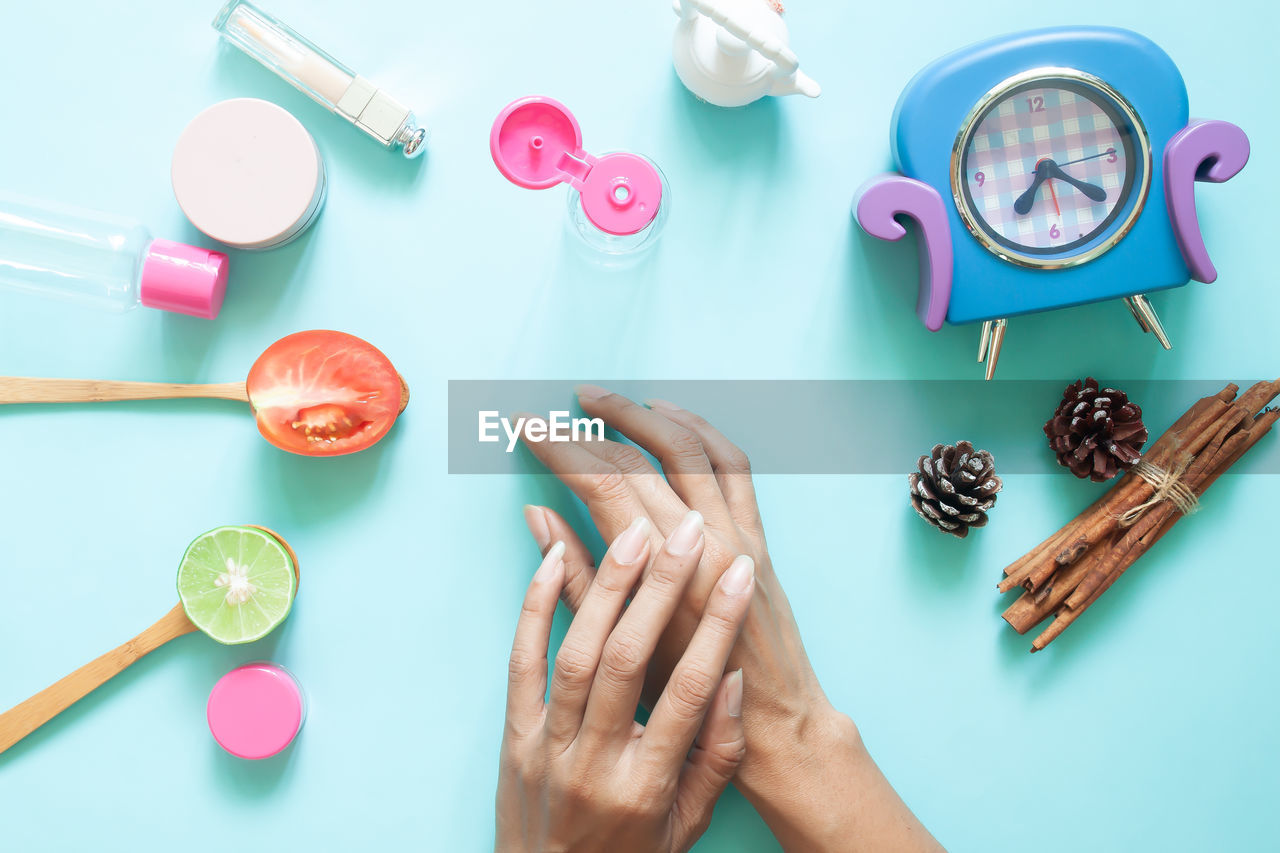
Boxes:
[908,441,1002,538]
[1044,378,1148,482]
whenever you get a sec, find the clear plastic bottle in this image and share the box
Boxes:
[565,153,670,264]
[0,193,230,319]
[491,98,670,267]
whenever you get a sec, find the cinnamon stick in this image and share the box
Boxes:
[998,477,1142,593]
[1024,559,1064,594]
[1002,547,1101,633]
[999,508,1098,586]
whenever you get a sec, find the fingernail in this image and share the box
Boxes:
[720,555,755,594]
[575,384,609,401]
[644,398,681,412]
[533,541,565,584]
[665,510,704,555]
[523,505,552,551]
[727,669,743,718]
[612,517,651,564]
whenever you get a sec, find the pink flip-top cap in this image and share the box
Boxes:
[207,662,305,760]
[490,96,662,236]
[139,239,229,319]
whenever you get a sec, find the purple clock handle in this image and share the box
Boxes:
[854,175,952,331]
[1164,119,1250,283]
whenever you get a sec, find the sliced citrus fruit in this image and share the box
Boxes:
[177,526,297,645]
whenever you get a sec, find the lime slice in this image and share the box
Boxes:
[177,526,297,645]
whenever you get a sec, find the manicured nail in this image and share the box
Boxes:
[533,541,566,584]
[727,669,743,718]
[720,555,755,594]
[612,517,651,564]
[645,398,681,412]
[575,384,609,401]
[523,505,552,551]
[665,510,704,556]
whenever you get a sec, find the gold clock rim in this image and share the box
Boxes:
[949,66,1153,270]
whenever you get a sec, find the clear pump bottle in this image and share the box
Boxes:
[0,193,229,319]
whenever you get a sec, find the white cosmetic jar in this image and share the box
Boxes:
[172,98,326,250]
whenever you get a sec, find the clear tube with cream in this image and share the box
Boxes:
[212,0,426,159]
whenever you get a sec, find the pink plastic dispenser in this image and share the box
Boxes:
[491,97,669,259]
[207,662,305,760]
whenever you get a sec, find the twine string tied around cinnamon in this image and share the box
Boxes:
[1116,454,1200,528]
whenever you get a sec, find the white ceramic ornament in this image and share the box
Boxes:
[672,0,820,107]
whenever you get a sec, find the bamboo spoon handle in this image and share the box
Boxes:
[0,604,198,755]
[0,377,249,404]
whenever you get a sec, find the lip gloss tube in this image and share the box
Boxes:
[212,0,426,159]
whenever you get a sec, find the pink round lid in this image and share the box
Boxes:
[207,663,304,760]
[577,152,663,236]
[139,240,229,319]
[172,98,324,249]
[490,96,662,236]
[490,96,584,189]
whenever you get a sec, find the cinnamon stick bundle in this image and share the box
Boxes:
[998,379,1280,652]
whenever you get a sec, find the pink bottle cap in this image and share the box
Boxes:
[490,96,662,236]
[138,240,229,319]
[207,662,305,760]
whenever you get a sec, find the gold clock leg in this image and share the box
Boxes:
[983,318,1008,381]
[1123,296,1151,333]
[978,320,993,363]
[1129,294,1172,350]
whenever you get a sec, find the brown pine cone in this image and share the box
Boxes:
[908,441,1002,538]
[1044,378,1148,482]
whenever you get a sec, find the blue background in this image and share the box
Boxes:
[0,1,1274,850]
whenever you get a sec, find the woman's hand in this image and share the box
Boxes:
[496,514,756,852]
[519,388,835,790]
[519,388,944,852]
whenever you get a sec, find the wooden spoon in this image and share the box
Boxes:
[0,525,299,756]
[0,329,409,416]
[0,374,411,414]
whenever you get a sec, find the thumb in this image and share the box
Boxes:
[671,669,745,851]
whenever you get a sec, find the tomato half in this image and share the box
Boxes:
[246,330,405,457]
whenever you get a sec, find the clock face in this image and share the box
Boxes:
[953,69,1151,268]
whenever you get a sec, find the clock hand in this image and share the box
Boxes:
[1031,157,1063,217]
[1058,148,1116,168]
[1045,161,1107,202]
[1013,160,1052,215]
[1014,156,1110,215]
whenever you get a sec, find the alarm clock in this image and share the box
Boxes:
[853,27,1249,378]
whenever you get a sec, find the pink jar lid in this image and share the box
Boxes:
[172,98,325,250]
[207,662,304,760]
[490,96,662,236]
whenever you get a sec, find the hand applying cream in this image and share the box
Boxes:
[212,0,426,159]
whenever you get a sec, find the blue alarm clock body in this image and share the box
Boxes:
[891,26,1190,325]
